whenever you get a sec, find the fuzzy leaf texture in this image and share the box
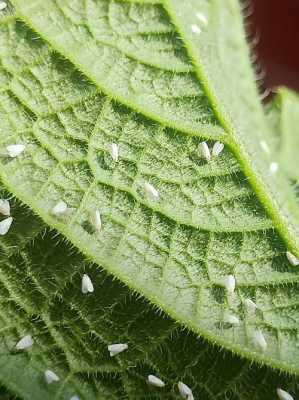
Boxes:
[0,189,299,400]
[265,87,299,184]
[0,0,298,387]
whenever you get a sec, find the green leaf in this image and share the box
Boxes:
[1,0,299,376]
[265,87,299,183]
[0,385,21,400]
[11,0,299,250]
[0,187,298,400]
[0,193,87,400]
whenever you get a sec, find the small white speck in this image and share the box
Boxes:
[81,274,94,294]
[252,329,267,352]
[0,2,7,11]
[244,298,258,314]
[52,200,68,216]
[70,396,80,400]
[144,182,159,201]
[0,216,13,235]
[108,143,119,162]
[286,251,299,266]
[223,314,240,325]
[196,12,208,25]
[147,374,165,388]
[269,162,278,174]
[277,388,294,400]
[91,209,102,232]
[178,382,194,400]
[220,275,236,294]
[44,370,60,384]
[0,199,10,216]
[108,343,128,357]
[191,24,201,34]
[212,141,224,157]
[6,144,25,158]
[200,141,211,162]
[16,335,33,350]
[260,140,270,154]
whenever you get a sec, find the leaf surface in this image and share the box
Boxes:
[11,0,299,251]
[0,1,299,375]
[0,187,298,400]
[265,88,299,183]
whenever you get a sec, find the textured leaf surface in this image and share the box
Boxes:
[265,88,299,183]
[1,0,299,376]
[12,0,299,251]
[0,386,21,400]
[0,189,298,400]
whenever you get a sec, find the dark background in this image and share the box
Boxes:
[249,0,299,94]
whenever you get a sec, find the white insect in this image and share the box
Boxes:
[252,330,267,352]
[178,382,194,400]
[191,24,201,34]
[0,199,10,216]
[44,370,60,384]
[220,275,236,294]
[223,314,240,325]
[286,251,299,266]
[70,396,80,400]
[0,2,7,11]
[200,141,211,161]
[108,343,128,357]
[196,12,208,25]
[260,140,270,154]
[269,162,278,174]
[212,141,224,157]
[277,388,294,400]
[6,144,25,158]
[108,143,119,162]
[0,216,13,235]
[244,298,258,314]
[51,200,68,216]
[144,182,159,201]
[16,335,34,350]
[81,274,94,294]
[147,374,165,388]
[91,209,102,231]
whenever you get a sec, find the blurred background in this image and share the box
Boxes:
[249,0,299,95]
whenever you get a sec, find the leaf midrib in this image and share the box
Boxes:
[163,0,299,256]
[12,6,226,139]
[12,1,299,259]
[2,44,272,233]
[3,1,299,376]
[3,164,299,376]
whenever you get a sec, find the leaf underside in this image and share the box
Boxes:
[265,87,299,184]
[11,0,299,250]
[0,0,297,397]
[0,190,298,400]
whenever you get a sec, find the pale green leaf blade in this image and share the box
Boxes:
[0,186,298,400]
[12,0,222,137]
[0,194,92,400]
[0,4,298,374]
[11,0,299,253]
[162,0,299,254]
[265,87,299,183]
